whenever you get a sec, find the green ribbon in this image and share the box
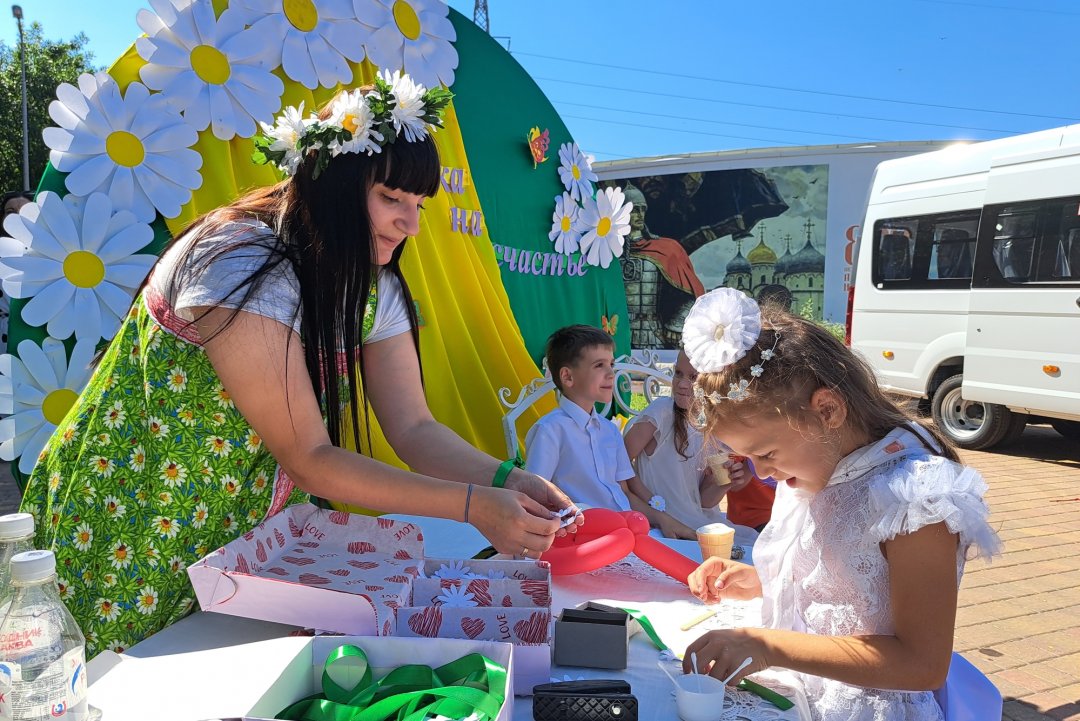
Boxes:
[276,645,508,721]
[619,607,670,652]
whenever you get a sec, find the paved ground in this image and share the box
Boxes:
[1,423,1077,719]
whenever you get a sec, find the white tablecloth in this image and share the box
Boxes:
[87,515,806,720]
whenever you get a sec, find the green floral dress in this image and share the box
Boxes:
[20,285,378,657]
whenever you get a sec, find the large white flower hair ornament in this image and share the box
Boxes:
[136,0,285,141]
[231,0,369,90]
[0,337,97,475]
[681,288,762,374]
[575,185,632,269]
[355,0,458,90]
[548,192,581,256]
[0,192,157,343]
[557,142,597,202]
[42,72,202,223]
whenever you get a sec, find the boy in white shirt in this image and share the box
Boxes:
[524,325,697,539]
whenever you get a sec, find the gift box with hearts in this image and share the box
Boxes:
[187,503,424,636]
[395,557,552,693]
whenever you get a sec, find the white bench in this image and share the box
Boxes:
[497,351,674,460]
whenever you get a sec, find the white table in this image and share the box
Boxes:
[87,515,806,720]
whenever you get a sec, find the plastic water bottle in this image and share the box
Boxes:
[0,515,35,600]
[0,551,87,721]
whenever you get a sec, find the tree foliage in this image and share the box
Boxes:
[0,22,98,195]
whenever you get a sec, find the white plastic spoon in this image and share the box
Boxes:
[657,660,679,687]
[721,656,753,685]
[690,651,703,691]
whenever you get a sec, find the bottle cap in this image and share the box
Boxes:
[0,513,34,541]
[10,550,56,583]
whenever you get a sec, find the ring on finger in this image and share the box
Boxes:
[521,546,529,557]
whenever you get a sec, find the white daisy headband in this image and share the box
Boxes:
[252,69,452,179]
[682,287,780,403]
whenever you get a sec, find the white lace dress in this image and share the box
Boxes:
[755,426,1000,721]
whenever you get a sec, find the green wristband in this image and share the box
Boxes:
[492,457,523,488]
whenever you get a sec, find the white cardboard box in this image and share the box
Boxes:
[187,504,424,636]
[88,632,514,721]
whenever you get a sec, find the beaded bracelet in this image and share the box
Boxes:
[492,456,524,488]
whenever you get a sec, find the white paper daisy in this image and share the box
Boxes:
[432,559,474,580]
[0,337,96,475]
[548,192,581,256]
[557,142,597,202]
[575,186,632,270]
[136,0,285,141]
[435,584,477,607]
[355,0,457,90]
[42,72,202,222]
[232,0,369,90]
[0,192,157,343]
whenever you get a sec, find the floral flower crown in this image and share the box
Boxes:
[682,287,781,403]
[252,69,453,179]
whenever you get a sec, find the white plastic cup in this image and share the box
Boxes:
[674,673,726,721]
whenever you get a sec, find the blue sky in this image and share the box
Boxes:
[4,0,1079,160]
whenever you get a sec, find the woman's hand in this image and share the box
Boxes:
[687,557,762,603]
[467,484,563,557]
[682,628,771,684]
[502,469,584,536]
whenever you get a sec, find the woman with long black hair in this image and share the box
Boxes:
[20,72,580,656]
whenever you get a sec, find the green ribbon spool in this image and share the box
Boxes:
[276,645,508,721]
[619,607,670,652]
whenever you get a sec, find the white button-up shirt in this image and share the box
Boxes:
[524,396,633,511]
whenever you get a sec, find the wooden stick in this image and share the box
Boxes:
[680,608,718,631]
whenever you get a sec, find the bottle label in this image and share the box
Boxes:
[0,647,86,720]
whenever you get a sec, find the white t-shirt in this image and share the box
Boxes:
[149,218,411,344]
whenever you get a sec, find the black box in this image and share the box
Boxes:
[553,604,632,669]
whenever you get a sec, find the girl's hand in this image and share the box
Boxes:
[682,628,771,684]
[502,469,584,536]
[726,458,752,493]
[687,557,762,603]
[468,484,563,557]
[658,514,697,540]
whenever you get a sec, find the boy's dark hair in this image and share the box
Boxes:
[545,325,614,393]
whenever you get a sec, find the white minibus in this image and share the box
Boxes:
[849,126,1080,449]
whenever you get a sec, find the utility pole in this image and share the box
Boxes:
[473,0,489,33]
[12,4,29,191]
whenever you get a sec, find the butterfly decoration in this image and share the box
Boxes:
[601,314,619,336]
[527,126,550,168]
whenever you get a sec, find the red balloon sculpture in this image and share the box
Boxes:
[541,507,699,583]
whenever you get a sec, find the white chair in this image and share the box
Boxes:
[497,351,673,459]
[933,652,1002,721]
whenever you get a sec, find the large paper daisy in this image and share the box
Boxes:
[557,142,597,202]
[0,192,157,343]
[42,72,202,222]
[355,0,457,89]
[232,0,370,90]
[0,337,96,475]
[136,0,285,140]
[548,192,580,256]
[575,186,632,269]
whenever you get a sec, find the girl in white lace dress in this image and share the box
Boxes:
[678,288,1000,721]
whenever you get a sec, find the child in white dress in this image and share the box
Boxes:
[624,350,736,532]
[680,288,1000,721]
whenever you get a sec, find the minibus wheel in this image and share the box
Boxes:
[931,374,1013,450]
